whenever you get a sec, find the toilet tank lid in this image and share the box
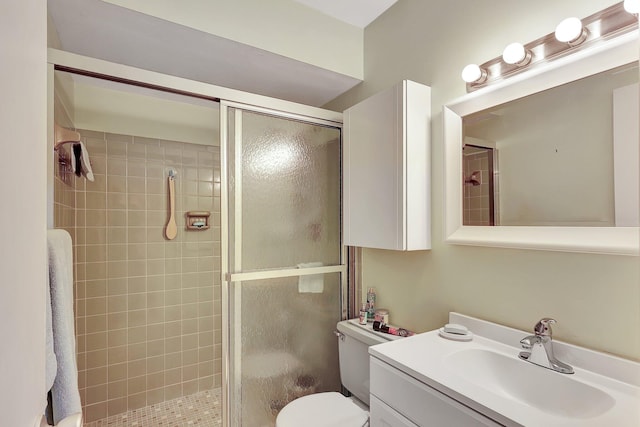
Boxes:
[276,392,368,427]
[337,319,397,345]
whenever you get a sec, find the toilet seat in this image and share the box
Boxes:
[276,392,369,427]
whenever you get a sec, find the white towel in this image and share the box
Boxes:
[70,142,94,182]
[297,262,324,293]
[78,142,94,182]
[47,229,82,424]
[45,275,57,393]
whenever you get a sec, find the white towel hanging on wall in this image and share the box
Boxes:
[71,142,94,182]
[297,262,324,293]
[47,229,82,424]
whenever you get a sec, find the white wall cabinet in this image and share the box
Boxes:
[343,80,431,251]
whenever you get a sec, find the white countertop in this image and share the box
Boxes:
[369,313,640,427]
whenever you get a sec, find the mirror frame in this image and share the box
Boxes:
[444,30,639,256]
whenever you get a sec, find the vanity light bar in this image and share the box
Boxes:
[462,2,638,92]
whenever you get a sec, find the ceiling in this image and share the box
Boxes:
[294,0,397,28]
[48,0,397,107]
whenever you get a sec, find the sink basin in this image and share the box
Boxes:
[445,348,615,419]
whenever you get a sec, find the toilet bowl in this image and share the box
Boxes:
[276,319,395,427]
[276,392,369,427]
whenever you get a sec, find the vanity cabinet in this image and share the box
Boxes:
[343,80,431,251]
[370,357,500,427]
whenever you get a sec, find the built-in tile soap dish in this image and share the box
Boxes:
[186,211,211,230]
[439,323,473,341]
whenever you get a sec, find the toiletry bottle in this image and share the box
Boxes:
[366,287,376,319]
[358,303,368,325]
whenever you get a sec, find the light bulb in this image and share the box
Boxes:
[624,0,640,13]
[502,42,531,66]
[555,17,586,44]
[461,64,487,84]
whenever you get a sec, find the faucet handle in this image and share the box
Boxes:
[534,318,556,337]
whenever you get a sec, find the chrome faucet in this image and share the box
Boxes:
[518,318,574,374]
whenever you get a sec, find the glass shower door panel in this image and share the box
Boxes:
[235,110,341,271]
[225,106,344,427]
[234,273,342,427]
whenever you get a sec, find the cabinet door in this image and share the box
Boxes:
[370,357,502,426]
[370,395,419,427]
[343,80,430,251]
[344,82,404,250]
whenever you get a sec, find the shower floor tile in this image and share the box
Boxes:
[84,388,222,427]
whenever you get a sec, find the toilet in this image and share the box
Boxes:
[276,319,394,427]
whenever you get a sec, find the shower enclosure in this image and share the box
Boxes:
[223,106,345,426]
[49,53,345,427]
[52,70,223,423]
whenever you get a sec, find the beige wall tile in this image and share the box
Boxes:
[165,337,181,354]
[128,343,146,361]
[107,228,127,245]
[147,323,164,341]
[128,309,147,328]
[85,280,107,298]
[182,364,198,382]
[183,379,198,396]
[86,384,108,405]
[107,363,128,384]
[127,392,146,411]
[108,329,127,348]
[128,277,147,294]
[108,346,127,365]
[128,326,146,344]
[147,243,164,259]
[84,402,107,423]
[107,278,127,296]
[165,367,181,385]
[146,385,165,405]
[107,297,127,316]
[86,315,107,334]
[127,161,146,178]
[147,307,165,324]
[128,376,146,395]
[107,380,127,399]
[107,397,127,417]
[107,176,126,193]
[86,210,107,227]
[106,193,127,210]
[128,359,146,379]
[182,349,198,366]
[198,376,213,391]
[198,362,214,377]
[164,384,182,401]
[86,192,106,210]
[147,355,164,374]
[127,293,146,311]
[86,367,108,387]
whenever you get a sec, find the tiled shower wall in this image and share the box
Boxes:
[463,150,493,226]
[54,130,221,422]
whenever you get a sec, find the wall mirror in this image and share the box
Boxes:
[444,30,639,255]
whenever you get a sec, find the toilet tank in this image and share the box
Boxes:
[336,320,393,406]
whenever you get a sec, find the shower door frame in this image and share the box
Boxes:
[46,48,346,427]
[220,101,347,426]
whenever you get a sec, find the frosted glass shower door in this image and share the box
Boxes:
[222,105,345,427]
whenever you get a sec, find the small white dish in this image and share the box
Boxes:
[439,327,473,341]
